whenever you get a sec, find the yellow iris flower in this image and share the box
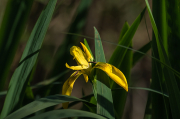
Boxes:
[62,42,128,108]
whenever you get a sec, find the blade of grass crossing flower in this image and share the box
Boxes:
[94,27,110,86]
[0,0,34,91]
[94,27,115,119]
[145,0,180,119]
[27,109,107,119]
[4,95,94,119]
[133,41,152,66]
[0,0,57,118]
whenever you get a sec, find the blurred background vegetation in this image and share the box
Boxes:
[0,0,152,119]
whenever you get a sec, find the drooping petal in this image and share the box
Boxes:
[93,62,128,91]
[62,71,82,108]
[70,46,89,67]
[66,63,88,70]
[83,74,88,83]
[80,42,93,62]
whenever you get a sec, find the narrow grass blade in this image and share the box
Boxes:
[108,8,146,117]
[28,109,107,119]
[119,22,130,40]
[150,1,169,118]
[4,95,93,119]
[145,0,180,119]
[133,41,152,66]
[94,27,115,119]
[0,0,34,91]
[0,0,57,118]
[112,87,169,98]
[108,8,146,71]
[109,22,130,119]
[94,27,109,86]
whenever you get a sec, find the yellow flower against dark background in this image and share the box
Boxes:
[62,42,128,108]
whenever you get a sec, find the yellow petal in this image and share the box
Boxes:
[93,62,128,91]
[70,46,89,67]
[66,63,88,70]
[80,42,93,62]
[62,71,82,108]
[83,74,88,83]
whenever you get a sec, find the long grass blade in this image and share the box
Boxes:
[28,109,107,119]
[0,0,57,118]
[0,0,34,91]
[94,27,115,119]
[145,0,180,119]
[108,8,146,118]
[112,87,169,98]
[4,95,94,119]
[109,22,130,119]
[108,8,146,72]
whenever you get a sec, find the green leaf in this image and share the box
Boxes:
[108,7,146,70]
[145,0,180,119]
[108,8,146,118]
[4,95,94,119]
[133,41,152,66]
[94,27,109,86]
[109,22,130,119]
[27,109,107,119]
[94,27,106,63]
[119,22,130,40]
[0,0,34,91]
[0,0,57,118]
[94,27,115,119]
[148,1,168,118]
